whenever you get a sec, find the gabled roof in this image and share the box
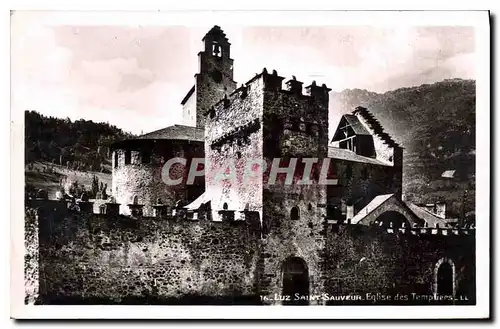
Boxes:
[184,192,210,210]
[353,106,400,148]
[328,147,391,166]
[331,114,371,142]
[137,124,204,141]
[404,202,450,228]
[351,194,394,224]
[181,85,195,105]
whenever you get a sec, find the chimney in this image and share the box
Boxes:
[346,205,354,222]
[435,202,446,219]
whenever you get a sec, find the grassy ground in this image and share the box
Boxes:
[25,161,112,199]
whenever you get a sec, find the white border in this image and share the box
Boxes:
[9,9,490,320]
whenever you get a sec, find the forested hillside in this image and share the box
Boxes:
[25,111,134,172]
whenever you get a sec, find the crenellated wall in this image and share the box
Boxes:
[24,200,476,305]
[27,202,260,304]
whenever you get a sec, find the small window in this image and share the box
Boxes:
[142,151,151,164]
[223,202,228,210]
[291,206,300,220]
[345,165,353,180]
[361,167,369,180]
[308,203,313,211]
[124,150,131,165]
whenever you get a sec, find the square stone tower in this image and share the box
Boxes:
[204,68,331,304]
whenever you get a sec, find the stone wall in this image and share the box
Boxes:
[327,159,402,216]
[28,206,260,304]
[255,72,332,304]
[24,202,475,305]
[204,77,265,219]
[322,224,476,305]
[24,208,39,304]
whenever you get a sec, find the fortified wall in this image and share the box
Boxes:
[25,198,475,305]
[25,200,261,304]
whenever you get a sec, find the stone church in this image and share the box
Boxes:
[26,26,475,305]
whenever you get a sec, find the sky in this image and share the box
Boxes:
[11,11,476,135]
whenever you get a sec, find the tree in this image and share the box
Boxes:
[91,175,100,199]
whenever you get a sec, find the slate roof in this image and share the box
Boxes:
[331,114,370,142]
[181,85,195,105]
[328,147,391,166]
[351,194,394,224]
[137,125,204,142]
[183,192,210,210]
[343,114,371,135]
[352,106,400,148]
[404,202,450,228]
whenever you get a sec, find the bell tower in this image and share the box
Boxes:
[195,26,237,128]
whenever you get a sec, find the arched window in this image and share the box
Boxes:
[223,202,228,210]
[291,206,300,220]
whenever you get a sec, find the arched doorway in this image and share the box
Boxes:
[437,262,454,295]
[434,258,455,304]
[282,257,309,305]
[374,211,410,229]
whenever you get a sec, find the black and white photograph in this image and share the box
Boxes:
[9,9,490,320]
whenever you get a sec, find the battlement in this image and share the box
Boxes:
[248,68,331,97]
[205,68,331,118]
[26,198,473,242]
[325,219,475,239]
[26,197,261,229]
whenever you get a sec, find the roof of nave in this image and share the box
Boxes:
[351,194,394,224]
[331,114,371,141]
[328,146,391,166]
[181,85,195,105]
[352,106,401,148]
[137,124,204,141]
[404,202,451,228]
